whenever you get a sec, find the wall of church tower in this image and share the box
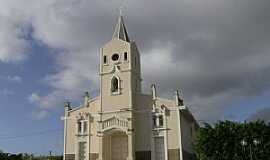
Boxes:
[100,39,141,111]
[130,42,142,93]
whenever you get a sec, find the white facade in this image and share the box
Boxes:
[63,16,199,160]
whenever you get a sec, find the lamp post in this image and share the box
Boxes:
[241,139,260,160]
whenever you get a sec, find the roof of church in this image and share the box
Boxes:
[112,16,130,42]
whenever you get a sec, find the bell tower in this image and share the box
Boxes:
[100,16,141,111]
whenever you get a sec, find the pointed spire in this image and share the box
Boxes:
[112,16,130,42]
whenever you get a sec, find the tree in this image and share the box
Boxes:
[194,120,270,160]
[0,150,9,160]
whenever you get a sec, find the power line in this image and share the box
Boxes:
[0,128,63,141]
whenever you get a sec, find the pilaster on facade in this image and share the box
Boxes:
[149,111,155,160]
[126,130,135,160]
[97,134,104,160]
[176,107,184,160]
[151,105,168,160]
[63,102,72,160]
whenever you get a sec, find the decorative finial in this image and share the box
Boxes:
[84,91,89,97]
[84,91,90,107]
[151,84,157,100]
[64,101,71,108]
[64,101,71,113]
[175,90,184,106]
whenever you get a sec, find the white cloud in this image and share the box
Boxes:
[0,89,14,96]
[7,75,22,83]
[2,0,270,122]
[0,75,22,83]
[247,107,270,123]
[0,21,30,62]
[32,110,50,120]
[28,49,100,108]
[28,92,61,109]
[28,93,41,103]
[0,0,32,62]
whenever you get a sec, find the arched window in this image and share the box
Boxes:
[111,76,119,93]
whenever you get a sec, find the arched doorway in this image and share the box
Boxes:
[103,131,128,160]
[111,132,128,160]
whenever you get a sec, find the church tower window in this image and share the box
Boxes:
[111,76,120,94]
[112,53,119,61]
[124,52,128,61]
[103,56,107,64]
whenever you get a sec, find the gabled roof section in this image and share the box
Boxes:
[112,16,130,42]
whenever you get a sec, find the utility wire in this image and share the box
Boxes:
[0,128,63,140]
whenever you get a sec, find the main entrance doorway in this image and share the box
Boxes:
[111,133,128,160]
[103,131,128,160]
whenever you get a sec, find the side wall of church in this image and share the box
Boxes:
[65,98,101,160]
[65,112,77,157]
[156,98,182,160]
[180,113,197,160]
[156,98,181,149]
[89,98,101,155]
[134,94,152,155]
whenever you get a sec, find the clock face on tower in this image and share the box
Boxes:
[112,53,119,61]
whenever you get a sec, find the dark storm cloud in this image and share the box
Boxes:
[248,107,270,123]
[4,0,268,122]
[125,0,270,96]
[119,0,270,122]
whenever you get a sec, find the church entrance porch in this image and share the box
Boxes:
[103,131,128,160]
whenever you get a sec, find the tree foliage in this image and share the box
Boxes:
[194,120,270,160]
[0,151,62,160]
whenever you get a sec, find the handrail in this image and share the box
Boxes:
[102,116,128,129]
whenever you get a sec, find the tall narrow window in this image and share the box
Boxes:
[83,121,88,133]
[153,115,157,127]
[159,115,164,126]
[103,55,107,64]
[111,76,119,93]
[124,52,128,61]
[78,122,82,133]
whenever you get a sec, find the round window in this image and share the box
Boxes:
[112,54,119,61]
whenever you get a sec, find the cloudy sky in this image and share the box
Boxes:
[0,0,270,155]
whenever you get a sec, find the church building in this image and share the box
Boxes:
[63,15,199,160]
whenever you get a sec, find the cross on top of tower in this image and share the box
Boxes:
[119,0,127,16]
[119,5,123,16]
